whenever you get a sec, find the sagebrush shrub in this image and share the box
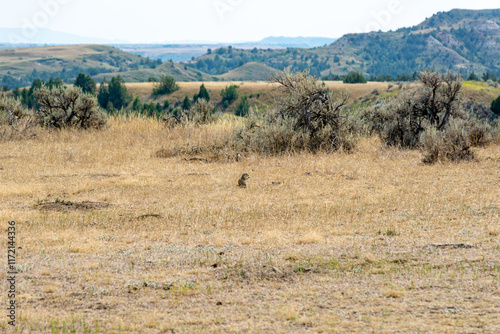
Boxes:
[236,70,357,154]
[421,119,475,164]
[163,99,217,127]
[35,86,107,129]
[368,71,463,148]
[0,94,38,141]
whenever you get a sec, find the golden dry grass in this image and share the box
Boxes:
[125,81,391,106]
[0,116,499,333]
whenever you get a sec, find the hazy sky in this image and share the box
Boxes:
[0,0,499,43]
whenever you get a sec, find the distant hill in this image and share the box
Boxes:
[218,62,279,81]
[2,9,500,85]
[0,44,214,88]
[257,36,337,48]
[0,28,126,45]
[189,9,500,78]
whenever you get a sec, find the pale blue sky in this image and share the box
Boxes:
[0,0,499,43]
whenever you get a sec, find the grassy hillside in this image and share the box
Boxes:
[218,62,279,81]
[0,44,163,87]
[2,9,499,85]
[0,44,217,88]
[93,61,216,83]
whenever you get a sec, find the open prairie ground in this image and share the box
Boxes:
[0,115,499,333]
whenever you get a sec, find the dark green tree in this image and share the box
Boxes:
[107,76,131,110]
[132,96,143,111]
[491,95,500,116]
[74,73,97,94]
[152,75,179,96]
[468,71,479,81]
[235,96,250,116]
[194,84,210,103]
[221,85,239,107]
[182,96,192,110]
[97,79,109,109]
[343,71,367,84]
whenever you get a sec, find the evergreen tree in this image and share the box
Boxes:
[468,71,479,81]
[492,95,500,115]
[152,75,179,96]
[235,96,250,116]
[97,79,109,108]
[74,73,97,94]
[182,96,192,110]
[221,85,239,106]
[132,96,143,111]
[343,71,367,84]
[194,84,210,103]
[107,76,130,110]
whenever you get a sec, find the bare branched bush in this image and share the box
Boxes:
[35,86,107,129]
[0,94,38,141]
[271,71,353,152]
[368,71,464,148]
[228,71,356,155]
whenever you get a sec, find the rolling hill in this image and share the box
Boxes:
[0,44,216,88]
[1,9,500,86]
[218,62,279,81]
[188,9,500,79]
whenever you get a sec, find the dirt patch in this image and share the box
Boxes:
[38,200,111,212]
[87,173,121,178]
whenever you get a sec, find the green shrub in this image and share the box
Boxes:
[152,75,179,96]
[492,95,500,116]
[221,85,239,106]
[235,96,250,116]
[343,71,367,84]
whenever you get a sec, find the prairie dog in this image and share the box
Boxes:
[238,173,250,188]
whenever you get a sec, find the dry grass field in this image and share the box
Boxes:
[1,114,499,333]
[125,81,392,106]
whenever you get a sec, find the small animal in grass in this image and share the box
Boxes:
[238,173,250,188]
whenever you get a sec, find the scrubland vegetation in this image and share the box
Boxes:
[0,71,499,333]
